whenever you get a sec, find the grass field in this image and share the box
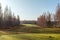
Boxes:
[0,24,60,40]
[0,33,60,40]
[13,24,60,33]
[22,24,39,27]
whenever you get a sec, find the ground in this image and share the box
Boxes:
[0,33,60,40]
[0,24,60,40]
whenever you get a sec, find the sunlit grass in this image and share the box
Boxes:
[0,24,60,40]
[22,24,39,27]
[0,34,60,40]
[0,29,60,40]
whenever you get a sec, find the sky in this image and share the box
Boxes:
[0,0,60,20]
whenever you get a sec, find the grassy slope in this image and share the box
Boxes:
[0,24,60,40]
[22,24,39,27]
[0,33,60,40]
[14,24,60,33]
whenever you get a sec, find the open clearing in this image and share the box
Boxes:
[0,33,60,40]
[0,24,60,40]
[22,24,39,27]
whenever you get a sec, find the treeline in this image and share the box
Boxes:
[0,3,20,28]
[37,4,60,28]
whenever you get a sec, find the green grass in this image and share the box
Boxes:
[22,24,39,27]
[0,24,60,40]
[6,24,60,33]
[0,33,60,40]
[0,31,60,40]
[16,26,60,33]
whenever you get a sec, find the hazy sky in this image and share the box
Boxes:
[0,0,60,20]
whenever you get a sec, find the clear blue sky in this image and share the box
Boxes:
[0,0,60,20]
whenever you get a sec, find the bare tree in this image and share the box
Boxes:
[0,3,3,27]
[54,4,60,27]
[46,12,52,27]
[37,13,47,27]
